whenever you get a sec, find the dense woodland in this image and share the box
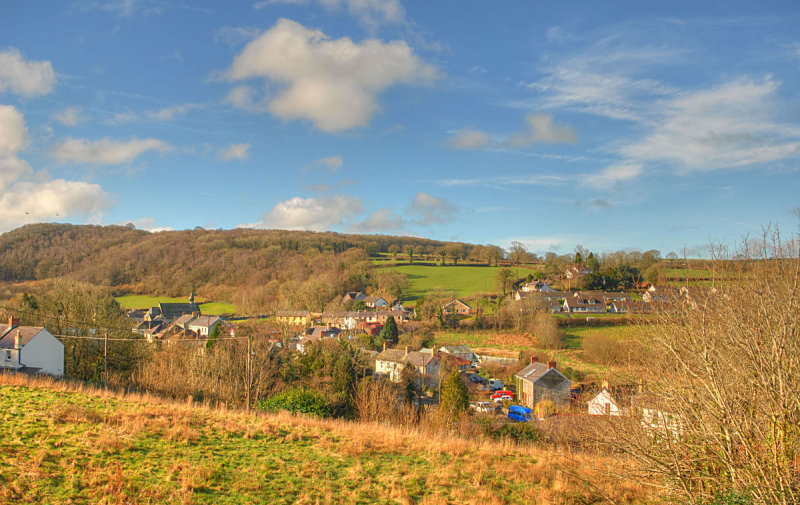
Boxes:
[0,224,474,312]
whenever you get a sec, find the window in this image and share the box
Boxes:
[4,350,11,361]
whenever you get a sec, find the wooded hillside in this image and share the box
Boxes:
[0,224,471,313]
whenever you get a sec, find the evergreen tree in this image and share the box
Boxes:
[439,370,469,425]
[379,315,399,343]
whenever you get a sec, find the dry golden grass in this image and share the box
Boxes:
[0,373,665,504]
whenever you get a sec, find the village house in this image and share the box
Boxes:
[375,345,441,388]
[187,316,224,338]
[587,380,636,416]
[297,326,341,353]
[642,285,679,303]
[342,291,367,304]
[564,264,592,280]
[562,295,606,313]
[274,310,312,326]
[442,299,475,316]
[363,296,389,308]
[438,345,479,365]
[0,316,64,376]
[520,280,555,293]
[514,357,571,414]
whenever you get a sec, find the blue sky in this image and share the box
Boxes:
[1,0,799,256]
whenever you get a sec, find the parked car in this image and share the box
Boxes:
[470,401,494,413]
[508,405,534,422]
[490,390,514,400]
[492,394,512,403]
[488,379,504,391]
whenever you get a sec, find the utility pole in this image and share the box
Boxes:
[246,333,252,414]
[103,330,108,389]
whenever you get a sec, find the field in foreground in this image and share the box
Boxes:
[0,374,659,505]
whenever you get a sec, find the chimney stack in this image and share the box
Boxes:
[404,346,409,357]
[382,341,387,352]
[547,360,556,370]
[15,329,21,349]
[602,378,609,390]
[8,316,20,329]
[530,355,538,364]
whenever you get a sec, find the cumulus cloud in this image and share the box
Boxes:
[506,113,577,146]
[51,137,171,165]
[0,48,56,97]
[443,129,492,150]
[406,192,455,225]
[0,105,28,157]
[226,18,437,132]
[250,194,363,230]
[304,155,343,173]
[218,143,250,161]
[145,103,201,121]
[53,107,83,126]
[0,105,109,232]
[351,208,404,232]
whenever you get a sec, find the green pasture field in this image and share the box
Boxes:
[114,295,237,315]
[388,264,533,303]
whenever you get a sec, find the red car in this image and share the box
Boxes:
[490,390,514,400]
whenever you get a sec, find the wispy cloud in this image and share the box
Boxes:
[443,129,492,150]
[303,155,343,173]
[218,143,250,161]
[51,137,171,165]
[406,192,456,225]
[145,103,201,121]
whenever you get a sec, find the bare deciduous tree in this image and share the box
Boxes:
[599,229,800,505]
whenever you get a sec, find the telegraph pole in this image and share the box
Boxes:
[246,333,252,414]
[103,330,108,389]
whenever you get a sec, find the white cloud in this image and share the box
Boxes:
[443,129,492,150]
[619,77,800,172]
[406,192,455,225]
[255,0,405,29]
[304,155,343,173]
[250,194,363,230]
[506,113,577,146]
[583,163,643,190]
[500,236,568,254]
[0,105,28,157]
[0,156,33,193]
[53,107,84,126]
[0,48,56,97]
[145,103,201,121]
[218,143,250,161]
[436,174,564,187]
[120,217,173,232]
[214,26,262,46]
[0,179,109,232]
[51,137,171,165]
[227,18,437,132]
[351,208,404,232]
[0,105,110,232]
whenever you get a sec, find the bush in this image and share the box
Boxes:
[582,332,621,365]
[257,388,331,418]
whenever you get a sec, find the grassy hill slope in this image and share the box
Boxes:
[387,264,534,303]
[0,375,656,504]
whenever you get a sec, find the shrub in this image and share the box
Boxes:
[257,388,331,418]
